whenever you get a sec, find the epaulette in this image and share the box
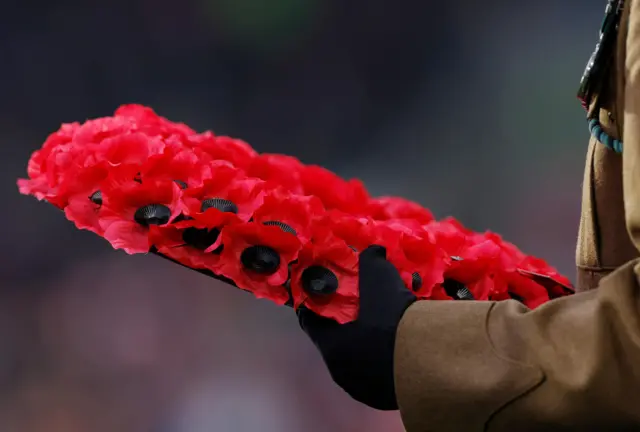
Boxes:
[579,0,625,153]
[578,0,624,110]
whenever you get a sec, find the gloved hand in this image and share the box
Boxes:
[297,245,417,410]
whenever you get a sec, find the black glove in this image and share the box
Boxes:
[297,245,417,410]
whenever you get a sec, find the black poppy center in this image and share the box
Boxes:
[411,272,422,291]
[301,266,339,296]
[263,221,297,236]
[240,245,281,274]
[89,190,103,205]
[182,227,221,252]
[174,180,188,189]
[201,198,238,214]
[443,279,475,300]
[134,204,171,226]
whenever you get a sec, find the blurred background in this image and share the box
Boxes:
[0,0,605,430]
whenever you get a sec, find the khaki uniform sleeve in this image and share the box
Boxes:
[393,2,640,430]
[394,263,640,431]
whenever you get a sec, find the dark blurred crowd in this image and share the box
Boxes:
[0,0,606,430]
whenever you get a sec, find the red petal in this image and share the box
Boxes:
[300,165,370,214]
[93,133,156,167]
[187,133,257,169]
[246,154,304,193]
[508,273,550,309]
[369,196,434,224]
[252,192,324,243]
[102,220,150,254]
[149,225,223,272]
[64,195,103,234]
[115,104,196,138]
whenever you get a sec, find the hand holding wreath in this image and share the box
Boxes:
[298,245,417,410]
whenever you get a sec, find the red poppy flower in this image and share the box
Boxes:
[47,133,159,206]
[214,222,302,304]
[29,123,80,177]
[181,165,265,222]
[17,174,51,204]
[506,272,551,309]
[251,192,324,244]
[58,163,113,234]
[115,104,196,139]
[174,205,242,257]
[396,233,448,298]
[17,122,81,202]
[423,219,469,260]
[484,233,526,263]
[321,212,376,252]
[69,115,142,148]
[299,165,370,214]
[437,217,475,236]
[33,141,86,201]
[373,218,427,236]
[290,233,359,324]
[139,146,211,188]
[87,132,164,168]
[179,206,242,231]
[245,153,305,194]
[482,232,574,297]
[476,232,540,277]
[363,223,425,290]
[517,256,574,297]
[186,132,257,170]
[63,194,104,234]
[444,240,504,300]
[98,179,183,254]
[149,224,224,273]
[368,196,434,224]
[57,160,110,198]
[18,117,169,208]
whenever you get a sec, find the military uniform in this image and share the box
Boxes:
[393,1,640,430]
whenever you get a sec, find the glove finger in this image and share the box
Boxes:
[358,246,395,286]
[358,244,387,262]
[358,245,407,315]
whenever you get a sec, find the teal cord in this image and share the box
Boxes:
[588,118,623,153]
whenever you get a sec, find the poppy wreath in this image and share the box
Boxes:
[17,105,574,323]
